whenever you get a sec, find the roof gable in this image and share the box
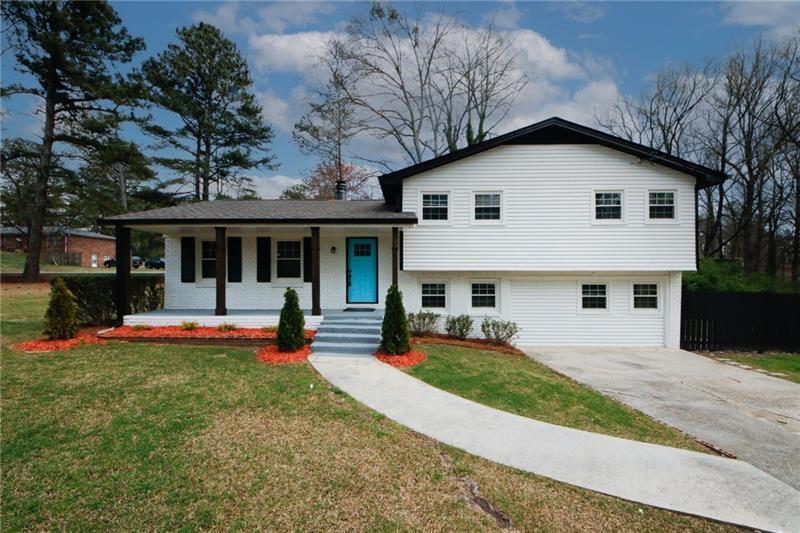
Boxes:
[378,117,726,206]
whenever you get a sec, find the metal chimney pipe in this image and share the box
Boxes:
[334,180,346,200]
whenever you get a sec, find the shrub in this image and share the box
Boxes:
[277,288,305,351]
[407,311,440,336]
[445,314,474,340]
[44,277,79,340]
[481,317,520,344]
[684,257,798,293]
[131,324,152,331]
[217,323,237,332]
[381,284,410,355]
[52,274,164,325]
[180,321,199,331]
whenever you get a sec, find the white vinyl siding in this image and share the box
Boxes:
[401,144,696,271]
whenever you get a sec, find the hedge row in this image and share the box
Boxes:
[51,274,164,326]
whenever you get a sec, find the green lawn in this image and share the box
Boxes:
[0,284,736,531]
[725,353,800,384]
[1,250,115,273]
[409,343,707,452]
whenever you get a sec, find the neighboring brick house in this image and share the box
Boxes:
[1,226,115,268]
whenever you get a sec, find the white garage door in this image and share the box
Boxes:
[508,275,667,346]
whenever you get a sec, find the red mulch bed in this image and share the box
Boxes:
[375,348,428,368]
[410,334,523,355]
[100,326,316,340]
[255,344,312,364]
[14,329,107,353]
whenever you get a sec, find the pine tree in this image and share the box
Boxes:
[1,0,144,282]
[141,23,276,200]
[381,285,410,355]
[44,278,79,340]
[277,288,306,351]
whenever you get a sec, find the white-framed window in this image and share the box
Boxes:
[201,240,216,278]
[580,283,608,310]
[421,282,447,309]
[276,240,301,278]
[632,283,659,310]
[421,193,449,221]
[473,192,502,222]
[593,191,623,221]
[647,190,676,220]
[471,282,497,309]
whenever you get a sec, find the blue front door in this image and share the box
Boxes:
[347,237,378,303]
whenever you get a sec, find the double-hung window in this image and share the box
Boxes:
[276,241,301,278]
[633,283,659,309]
[201,241,216,279]
[474,193,501,221]
[471,282,496,308]
[421,282,446,308]
[648,191,675,220]
[581,284,607,309]
[594,191,622,220]
[422,193,449,221]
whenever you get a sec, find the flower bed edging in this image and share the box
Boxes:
[97,326,316,346]
[410,334,523,356]
[375,348,427,368]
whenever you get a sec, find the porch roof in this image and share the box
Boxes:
[103,199,417,226]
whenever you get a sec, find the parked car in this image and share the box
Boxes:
[103,257,116,268]
[145,257,165,269]
[131,256,143,269]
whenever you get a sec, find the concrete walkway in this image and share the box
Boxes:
[310,355,800,532]
[525,347,800,490]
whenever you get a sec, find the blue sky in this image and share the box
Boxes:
[2,1,799,198]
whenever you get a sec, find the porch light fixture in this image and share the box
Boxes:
[330,246,336,254]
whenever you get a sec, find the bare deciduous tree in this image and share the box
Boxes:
[326,2,527,165]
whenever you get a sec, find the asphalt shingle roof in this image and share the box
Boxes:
[0,226,114,240]
[103,200,417,225]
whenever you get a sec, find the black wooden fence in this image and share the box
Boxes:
[681,290,800,352]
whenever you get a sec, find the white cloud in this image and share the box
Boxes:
[193,1,335,36]
[506,28,587,80]
[258,89,294,132]
[722,2,800,40]
[248,30,336,73]
[257,2,335,34]
[251,174,302,199]
[558,2,606,24]
[193,2,257,35]
[484,2,525,31]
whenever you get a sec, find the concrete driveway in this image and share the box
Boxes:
[524,347,800,490]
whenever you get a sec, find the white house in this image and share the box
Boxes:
[104,117,724,347]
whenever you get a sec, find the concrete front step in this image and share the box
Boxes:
[310,351,375,358]
[312,342,377,355]
[313,333,381,344]
[320,317,383,327]
[317,327,381,337]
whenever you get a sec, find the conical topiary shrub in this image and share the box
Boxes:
[277,287,305,351]
[380,284,410,355]
[44,277,79,340]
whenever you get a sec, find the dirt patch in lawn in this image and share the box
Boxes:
[411,334,524,356]
[0,282,51,297]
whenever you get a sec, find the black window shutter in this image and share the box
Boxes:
[399,231,404,271]
[180,237,195,283]
[227,237,242,282]
[303,237,312,282]
[256,237,271,282]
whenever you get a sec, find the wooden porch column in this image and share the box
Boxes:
[311,226,321,316]
[391,226,399,286]
[114,225,131,326]
[215,226,227,316]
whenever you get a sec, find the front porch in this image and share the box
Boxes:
[104,200,417,326]
[122,308,384,329]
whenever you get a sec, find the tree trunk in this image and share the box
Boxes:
[117,163,128,211]
[22,71,57,283]
[793,175,800,282]
[202,138,211,201]
[194,135,202,200]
